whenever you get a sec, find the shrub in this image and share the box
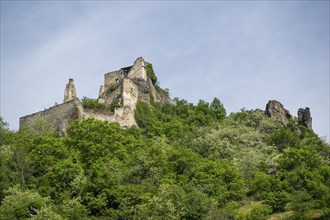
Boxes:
[243,204,272,220]
[107,83,118,92]
[146,63,157,85]
[110,101,121,112]
[81,97,114,112]
[267,128,300,152]
[264,191,290,212]
[0,186,57,219]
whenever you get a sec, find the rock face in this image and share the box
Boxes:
[265,100,292,125]
[63,78,77,102]
[298,108,312,130]
[20,57,172,135]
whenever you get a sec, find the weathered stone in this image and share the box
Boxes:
[20,99,82,136]
[298,107,312,130]
[265,100,292,125]
[63,78,77,102]
[128,57,148,80]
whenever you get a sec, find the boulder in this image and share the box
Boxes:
[265,100,292,125]
[298,107,312,130]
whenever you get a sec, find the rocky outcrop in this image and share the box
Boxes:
[265,100,292,125]
[64,78,77,102]
[298,108,312,130]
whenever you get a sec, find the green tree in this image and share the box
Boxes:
[28,136,69,178]
[0,186,59,220]
[210,97,226,121]
[136,183,186,220]
[66,118,126,168]
[267,127,300,152]
[0,117,14,146]
[0,145,20,202]
[44,159,85,201]
[60,197,88,220]
[242,203,272,220]
[263,191,291,212]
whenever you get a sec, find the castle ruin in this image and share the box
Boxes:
[19,57,313,136]
[19,57,171,136]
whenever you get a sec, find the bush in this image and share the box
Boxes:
[241,203,273,220]
[320,208,330,220]
[0,186,57,219]
[146,63,157,85]
[284,212,309,220]
[264,191,290,212]
[81,97,113,112]
[107,83,118,92]
[267,128,300,152]
[110,101,121,112]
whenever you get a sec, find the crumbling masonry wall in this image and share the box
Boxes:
[19,100,81,136]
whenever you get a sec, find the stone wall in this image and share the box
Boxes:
[103,85,122,106]
[82,109,115,122]
[104,70,124,90]
[114,107,137,128]
[128,57,147,81]
[122,78,139,110]
[19,99,81,136]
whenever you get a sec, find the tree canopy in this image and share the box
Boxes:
[0,97,329,220]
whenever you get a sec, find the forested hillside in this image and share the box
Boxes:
[0,96,329,219]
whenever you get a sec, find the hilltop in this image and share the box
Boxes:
[0,58,329,220]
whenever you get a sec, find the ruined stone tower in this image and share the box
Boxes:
[95,57,171,127]
[63,78,77,102]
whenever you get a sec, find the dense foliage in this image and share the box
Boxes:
[82,97,120,112]
[0,96,329,219]
[146,63,157,85]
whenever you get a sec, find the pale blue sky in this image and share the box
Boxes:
[1,1,329,140]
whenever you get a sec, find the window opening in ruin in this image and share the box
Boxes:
[121,66,132,77]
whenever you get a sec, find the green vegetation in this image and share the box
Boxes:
[107,83,119,93]
[81,97,120,113]
[146,63,157,85]
[145,63,170,97]
[0,92,329,219]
